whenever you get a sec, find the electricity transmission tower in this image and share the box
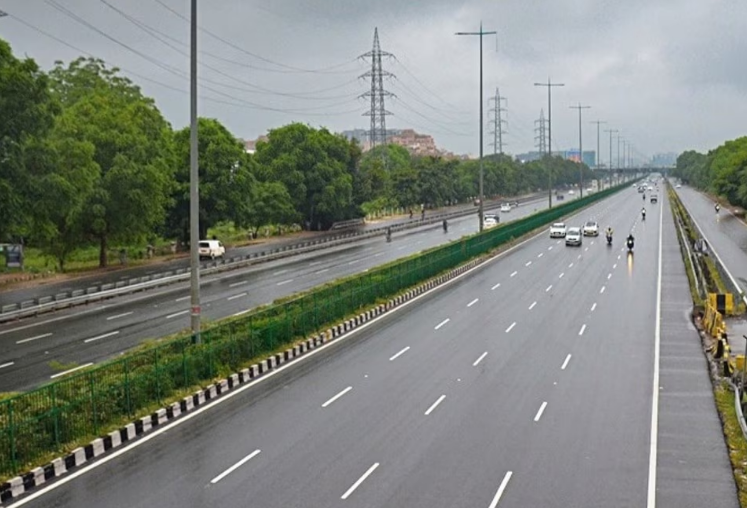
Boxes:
[488,87,508,155]
[534,109,548,155]
[359,28,394,149]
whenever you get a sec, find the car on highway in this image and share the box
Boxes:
[565,227,583,246]
[198,240,226,260]
[568,190,575,195]
[484,214,499,228]
[650,194,658,203]
[676,184,682,188]
[550,222,567,238]
[500,203,512,213]
[582,221,599,236]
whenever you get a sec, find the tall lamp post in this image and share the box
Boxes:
[189,0,201,342]
[591,120,606,189]
[570,103,591,197]
[535,78,565,208]
[456,23,496,232]
[605,129,618,188]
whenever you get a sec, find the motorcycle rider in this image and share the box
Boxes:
[605,226,614,244]
[715,203,721,214]
[641,207,646,221]
[627,233,635,249]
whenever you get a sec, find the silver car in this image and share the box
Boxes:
[565,227,583,246]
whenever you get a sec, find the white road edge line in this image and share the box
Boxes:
[389,347,410,361]
[106,312,133,321]
[468,298,479,307]
[488,471,513,508]
[473,352,488,366]
[16,333,53,345]
[6,215,565,507]
[505,322,516,333]
[424,395,446,416]
[561,354,571,370]
[210,449,261,484]
[647,189,664,508]
[341,463,380,500]
[50,363,93,379]
[83,331,119,343]
[534,401,548,422]
[322,386,352,408]
[435,318,450,330]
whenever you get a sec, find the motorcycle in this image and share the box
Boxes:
[443,219,448,233]
[641,211,646,221]
[627,237,635,252]
[606,234,613,246]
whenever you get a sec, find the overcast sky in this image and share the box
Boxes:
[0,0,745,161]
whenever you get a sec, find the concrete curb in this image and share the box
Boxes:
[0,248,488,504]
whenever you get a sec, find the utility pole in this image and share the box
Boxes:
[456,23,496,232]
[617,136,623,184]
[189,0,200,342]
[360,28,394,150]
[605,129,618,188]
[591,120,606,189]
[488,87,508,155]
[570,103,591,197]
[535,78,565,208]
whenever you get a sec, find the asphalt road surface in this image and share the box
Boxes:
[674,184,747,298]
[12,182,731,508]
[0,192,592,392]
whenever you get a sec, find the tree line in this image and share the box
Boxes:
[672,137,747,207]
[0,39,594,270]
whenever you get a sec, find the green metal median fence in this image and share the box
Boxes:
[0,183,624,477]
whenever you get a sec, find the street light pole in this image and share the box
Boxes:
[570,104,591,197]
[456,23,496,233]
[189,0,201,342]
[591,120,606,189]
[605,129,618,188]
[617,136,623,184]
[535,79,565,208]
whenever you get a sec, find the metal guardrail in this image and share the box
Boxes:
[1,198,542,323]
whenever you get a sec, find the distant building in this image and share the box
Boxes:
[243,135,268,155]
[651,152,677,167]
[515,151,543,163]
[563,150,596,167]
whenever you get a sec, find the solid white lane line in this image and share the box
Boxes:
[505,322,516,333]
[106,312,133,321]
[528,301,537,310]
[487,471,513,508]
[561,354,572,370]
[607,273,612,280]
[277,279,294,286]
[16,333,53,345]
[341,463,380,500]
[210,449,261,484]
[525,261,532,267]
[591,302,597,312]
[534,401,548,422]
[227,292,247,301]
[232,309,251,318]
[0,362,14,369]
[546,285,553,292]
[578,324,587,336]
[510,271,518,277]
[568,263,574,268]
[491,283,501,290]
[647,191,664,508]
[424,395,446,416]
[175,296,190,302]
[83,331,119,343]
[322,386,352,408]
[559,272,565,279]
[50,363,93,378]
[315,268,330,274]
[473,352,488,366]
[435,318,450,330]
[389,347,410,361]
[229,281,247,288]
[468,298,479,307]
[166,310,189,319]
[600,286,606,294]
[538,252,544,258]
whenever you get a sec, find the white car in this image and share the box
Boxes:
[500,203,512,213]
[484,215,499,228]
[565,227,583,246]
[198,239,226,260]
[583,221,599,236]
[568,190,575,195]
[550,222,567,238]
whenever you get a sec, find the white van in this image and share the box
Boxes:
[198,240,225,260]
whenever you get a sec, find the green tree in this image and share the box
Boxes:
[708,138,747,206]
[249,181,299,235]
[50,57,174,267]
[0,38,59,242]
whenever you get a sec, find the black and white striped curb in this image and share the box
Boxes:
[0,255,488,504]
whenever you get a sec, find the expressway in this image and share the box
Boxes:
[0,193,579,392]
[12,183,738,508]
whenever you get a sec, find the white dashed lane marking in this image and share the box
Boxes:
[473,352,488,366]
[424,395,446,416]
[534,401,548,422]
[561,354,572,370]
[468,298,479,307]
[492,283,501,290]
[505,322,517,333]
[435,319,450,330]
[528,301,537,310]
[389,347,410,361]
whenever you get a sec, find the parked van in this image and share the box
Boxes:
[198,240,225,260]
